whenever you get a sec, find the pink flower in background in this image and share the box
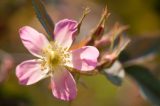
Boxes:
[0,54,14,83]
[16,19,99,101]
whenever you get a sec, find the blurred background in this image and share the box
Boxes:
[0,0,160,106]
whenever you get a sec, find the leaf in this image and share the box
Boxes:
[32,0,54,37]
[125,35,160,59]
[102,61,125,86]
[125,65,160,105]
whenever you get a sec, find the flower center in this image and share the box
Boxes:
[49,51,61,65]
[41,42,70,72]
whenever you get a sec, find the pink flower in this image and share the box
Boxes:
[16,19,99,101]
[0,54,14,83]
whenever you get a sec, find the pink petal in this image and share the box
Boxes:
[51,69,77,101]
[16,59,47,85]
[68,46,99,71]
[0,55,14,83]
[54,19,78,48]
[19,26,49,57]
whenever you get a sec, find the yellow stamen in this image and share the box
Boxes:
[41,42,71,73]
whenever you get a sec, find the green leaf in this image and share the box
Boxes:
[125,35,160,59]
[102,61,125,86]
[32,0,54,37]
[125,65,160,105]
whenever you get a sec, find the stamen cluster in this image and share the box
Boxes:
[41,42,71,73]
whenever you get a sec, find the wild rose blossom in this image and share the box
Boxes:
[16,19,99,101]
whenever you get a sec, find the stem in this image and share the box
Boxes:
[77,7,90,33]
